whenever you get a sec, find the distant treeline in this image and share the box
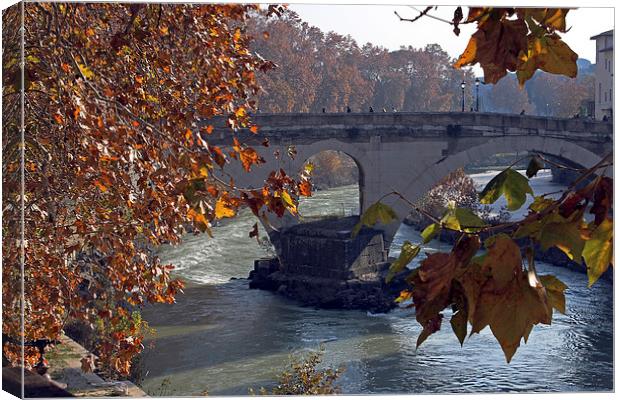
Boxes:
[247,10,594,118]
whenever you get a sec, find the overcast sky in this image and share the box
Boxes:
[288,4,614,75]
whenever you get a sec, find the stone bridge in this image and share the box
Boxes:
[211,112,613,251]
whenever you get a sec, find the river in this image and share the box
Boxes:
[138,170,613,395]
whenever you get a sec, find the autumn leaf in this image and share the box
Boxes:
[386,241,420,283]
[526,155,544,178]
[539,218,584,262]
[420,223,440,243]
[298,180,312,197]
[455,18,528,84]
[94,180,108,192]
[516,34,578,86]
[209,145,227,168]
[539,274,567,315]
[582,218,613,287]
[589,176,613,226]
[480,168,533,211]
[280,191,297,215]
[76,61,95,79]
[215,196,236,219]
[454,207,486,231]
[239,147,264,172]
[249,222,259,242]
[450,298,468,346]
[352,202,398,237]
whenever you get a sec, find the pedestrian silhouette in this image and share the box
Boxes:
[392,106,397,112]
[520,109,525,115]
[346,106,351,113]
[369,106,374,113]
[382,107,387,112]
[603,115,608,121]
[322,107,326,113]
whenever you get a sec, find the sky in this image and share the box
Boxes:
[288,4,614,75]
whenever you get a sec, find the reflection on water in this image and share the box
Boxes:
[140,171,613,395]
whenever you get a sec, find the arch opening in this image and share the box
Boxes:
[297,150,362,220]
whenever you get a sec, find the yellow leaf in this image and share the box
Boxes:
[215,197,236,219]
[280,191,297,215]
[77,61,94,79]
[583,218,613,287]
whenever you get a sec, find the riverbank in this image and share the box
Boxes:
[44,335,147,397]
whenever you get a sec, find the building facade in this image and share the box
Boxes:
[590,30,614,120]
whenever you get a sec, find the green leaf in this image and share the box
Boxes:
[526,155,544,178]
[529,196,555,213]
[539,219,584,263]
[454,208,486,231]
[352,202,398,237]
[582,218,613,287]
[420,223,440,244]
[386,241,420,283]
[479,168,533,211]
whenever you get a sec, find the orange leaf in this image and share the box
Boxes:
[53,114,64,124]
[249,125,259,134]
[299,180,312,197]
[210,146,226,167]
[94,180,108,192]
[207,185,219,197]
[239,148,263,172]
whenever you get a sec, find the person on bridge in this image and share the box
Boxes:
[392,106,397,112]
[520,109,526,115]
[382,107,387,112]
[369,106,374,112]
[346,106,351,113]
[322,107,326,113]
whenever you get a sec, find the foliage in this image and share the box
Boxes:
[452,7,577,85]
[248,10,474,113]
[2,3,311,376]
[249,347,344,395]
[358,154,613,362]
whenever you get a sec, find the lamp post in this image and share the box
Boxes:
[461,80,466,112]
[475,78,480,112]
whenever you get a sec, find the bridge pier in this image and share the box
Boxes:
[248,216,405,312]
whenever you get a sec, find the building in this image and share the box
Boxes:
[590,29,614,120]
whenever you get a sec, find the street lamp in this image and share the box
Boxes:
[475,78,480,112]
[461,80,466,112]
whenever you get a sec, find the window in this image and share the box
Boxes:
[599,83,602,103]
[610,89,612,103]
[605,91,607,102]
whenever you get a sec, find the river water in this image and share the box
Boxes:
[138,170,613,395]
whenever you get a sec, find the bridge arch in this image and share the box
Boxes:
[287,138,372,212]
[385,136,608,247]
[414,135,603,200]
